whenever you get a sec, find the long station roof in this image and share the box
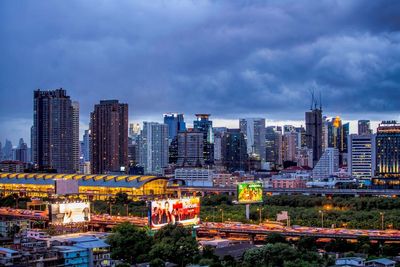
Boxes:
[0,172,168,188]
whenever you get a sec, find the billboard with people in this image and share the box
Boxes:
[49,202,90,224]
[237,181,263,203]
[149,197,200,229]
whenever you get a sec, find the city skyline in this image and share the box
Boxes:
[1,1,400,143]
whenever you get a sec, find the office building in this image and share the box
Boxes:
[239,118,266,162]
[375,121,400,178]
[164,113,186,141]
[312,148,339,179]
[2,140,13,160]
[174,168,213,186]
[129,123,141,138]
[32,89,76,173]
[194,114,214,165]
[82,130,90,162]
[177,130,204,167]
[283,132,297,162]
[221,129,248,172]
[358,120,372,135]
[138,122,169,175]
[71,101,80,173]
[348,134,376,179]
[14,139,29,163]
[90,100,128,174]
[305,108,323,165]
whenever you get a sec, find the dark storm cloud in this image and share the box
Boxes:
[0,0,400,142]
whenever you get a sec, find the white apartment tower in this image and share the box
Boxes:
[138,122,169,175]
[312,148,339,178]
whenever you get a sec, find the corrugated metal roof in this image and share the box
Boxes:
[0,172,168,189]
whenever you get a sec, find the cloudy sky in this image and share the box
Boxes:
[1,0,400,145]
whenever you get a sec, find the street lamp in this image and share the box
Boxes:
[380,212,385,230]
[319,210,324,228]
[220,208,224,222]
[257,207,262,224]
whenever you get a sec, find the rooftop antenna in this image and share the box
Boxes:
[319,90,322,111]
[309,88,315,110]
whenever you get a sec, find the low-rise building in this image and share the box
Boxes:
[335,257,365,267]
[0,220,30,238]
[212,172,253,188]
[366,258,396,267]
[174,168,214,187]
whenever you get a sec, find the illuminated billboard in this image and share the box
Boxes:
[237,181,263,203]
[149,197,200,229]
[49,202,90,224]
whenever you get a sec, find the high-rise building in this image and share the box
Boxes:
[14,139,29,163]
[221,129,248,172]
[312,148,339,179]
[348,134,376,179]
[82,130,90,162]
[375,121,400,178]
[32,89,76,173]
[2,140,13,160]
[327,116,349,165]
[265,126,277,164]
[129,123,141,138]
[358,120,372,135]
[305,108,323,165]
[164,113,186,141]
[283,132,297,162]
[295,126,307,148]
[177,130,204,167]
[138,122,169,175]
[71,101,80,173]
[90,100,128,174]
[239,118,266,162]
[194,114,214,165]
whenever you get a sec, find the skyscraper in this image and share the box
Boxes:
[2,140,13,160]
[358,120,372,135]
[221,129,248,172]
[375,121,400,178]
[71,101,80,173]
[239,118,266,162]
[177,130,204,167]
[305,108,323,165]
[283,132,297,162]
[14,139,29,163]
[82,129,90,162]
[348,134,376,179]
[32,89,76,173]
[164,113,186,141]
[312,148,339,179]
[194,114,214,165]
[90,100,128,174]
[138,122,169,175]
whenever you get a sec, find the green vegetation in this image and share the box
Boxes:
[107,222,198,266]
[200,194,400,229]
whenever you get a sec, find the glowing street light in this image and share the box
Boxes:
[319,210,324,228]
[380,212,385,230]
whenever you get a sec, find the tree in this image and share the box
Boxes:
[297,236,317,252]
[107,222,153,264]
[266,233,287,244]
[150,224,199,266]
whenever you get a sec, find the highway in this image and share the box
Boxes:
[2,207,400,241]
[169,186,400,196]
[198,222,400,241]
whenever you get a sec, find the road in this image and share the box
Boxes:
[169,186,400,196]
[198,222,400,241]
[1,208,400,241]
